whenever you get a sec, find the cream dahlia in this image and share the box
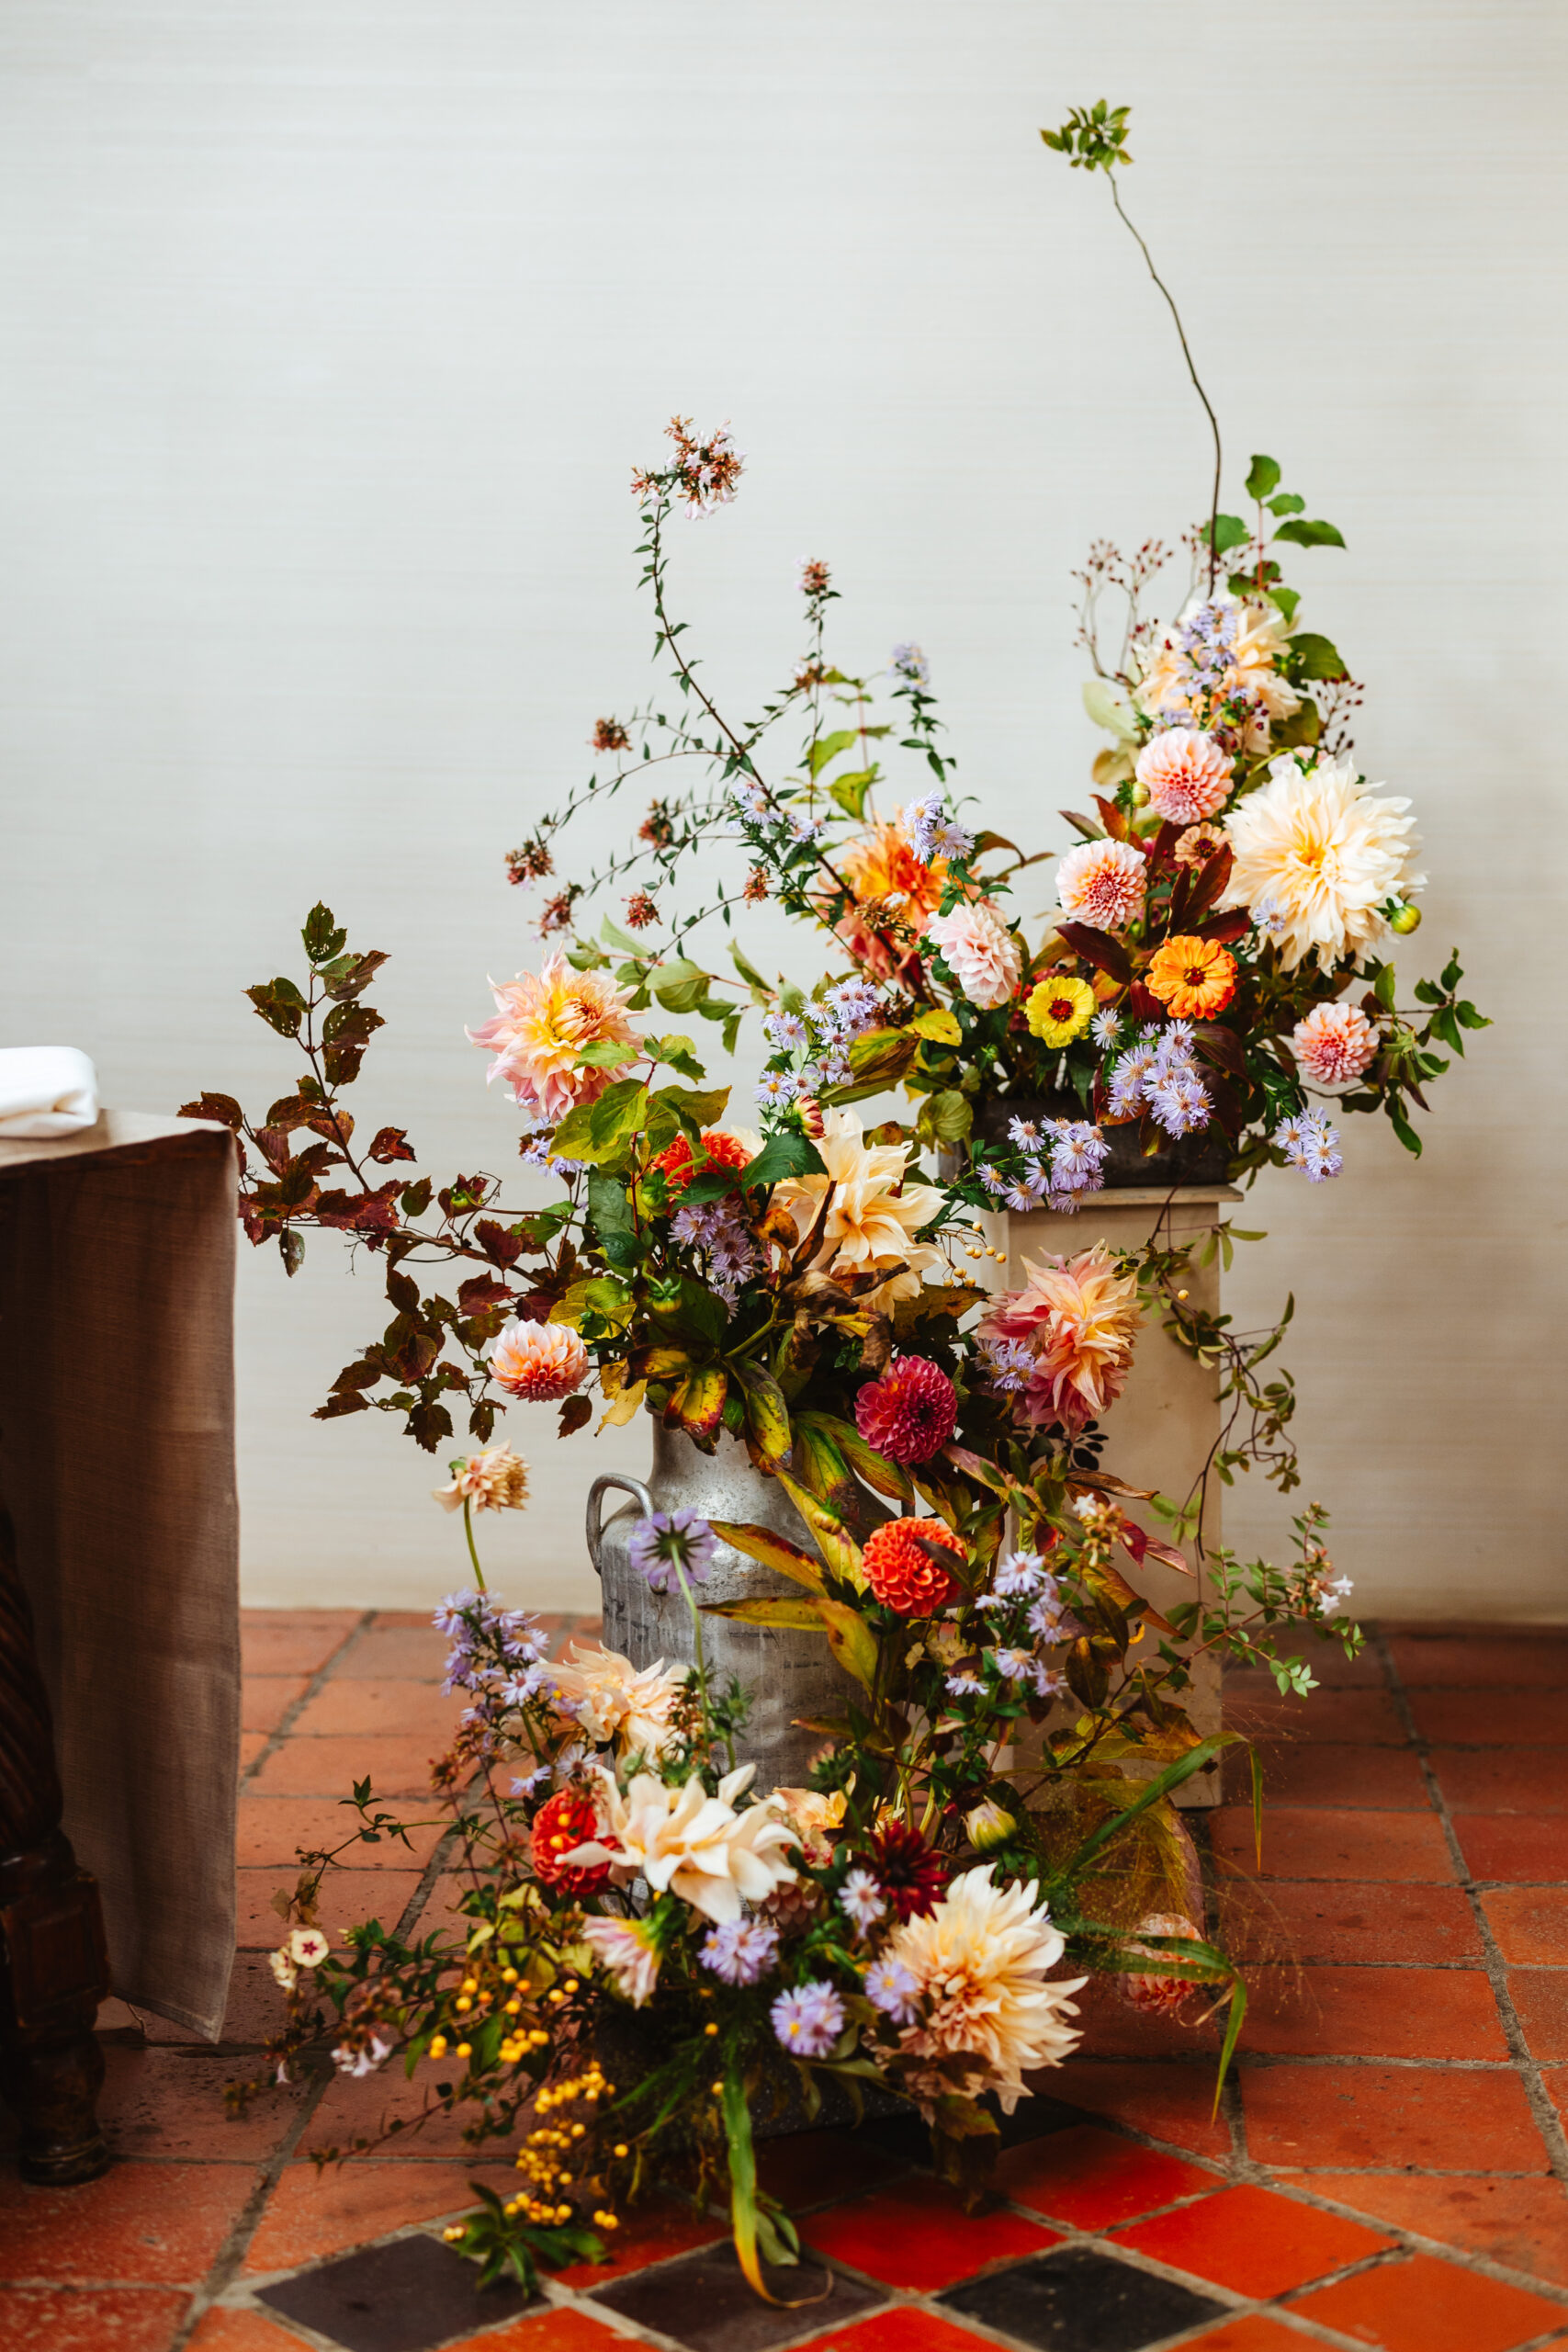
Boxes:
[1220,753,1425,971]
[1291,1001,1379,1091]
[887,1864,1087,2113]
[923,900,1022,1011]
[773,1107,944,1309]
[977,1245,1143,1435]
[1137,593,1302,750]
[490,1320,589,1402]
[431,1445,528,1514]
[1054,837,1147,933]
[468,956,639,1124]
[1134,729,1234,825]
[563,1764,800,1925]
[547,1640,687,1760]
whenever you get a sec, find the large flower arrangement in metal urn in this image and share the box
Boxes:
[197,108,1484,2306]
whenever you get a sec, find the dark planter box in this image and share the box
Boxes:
[973,1092,1233,1189]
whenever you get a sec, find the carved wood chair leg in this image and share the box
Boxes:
[0,1501,112,2182]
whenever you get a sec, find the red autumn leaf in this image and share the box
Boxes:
[368,1125,417,1165]
[457,1274,516,1315]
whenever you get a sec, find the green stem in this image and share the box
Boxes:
[672,1557,732,1772]
[462,1496,487,1592]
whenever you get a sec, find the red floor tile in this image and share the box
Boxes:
[1292,2173,1568,2290]
[246,1734,447,1798]
[1510,1970,1568,2063]
[241,1678,309,1736]
[1178,2322,1325,2352]
[1227,1743,1429,1810]
[1241,1964,1509,2060]
[1389,1634,1568,1689]
[803,2173,1057,2291]
[1224,1679,1408,1744]
[1453,1815,1568,1883]
[187,2312,315,2350]
[1111,2181,1393,2297]
[795,2313,992,2351]
[1052,2060,1234,2156]
[243,2162,516,2272]
[1410,1690,1568,1747]
[0,2164,259,2284]
[0,2286,188,2351]
[1431,1751,1568,1815]
[235,1796,445,1870]
[333,1623,452,1679]
[235,1865,425,1950]
[754,2128,906,2211]
[240,1611,364,1677]
[306,2056,497,2158]
[551,2195,724,2289]
[995,2122,1218,2228]
[81,2047,308,2163]
[1241,2061,1551,2171]
[1213,1807,1456,1883]
[289,1678,467,1741]
[1483,1888,1568,1964]
[238,1734,270,1775]
[443,2311,635,2349]
[1543,2067,1567,2126]
[1290,2249,1568,2352]
[1221,1879,1481,1966]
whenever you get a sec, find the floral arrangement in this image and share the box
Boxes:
[243,1445,1350,2298]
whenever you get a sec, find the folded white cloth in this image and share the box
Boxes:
[0,1046,100,1139]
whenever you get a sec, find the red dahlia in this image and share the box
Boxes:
[649,1129,755,1197]
[861,1515,965,1617]
[868,1822,949,1922]
[530,1789,613,1896]
[853,1355,958,1465]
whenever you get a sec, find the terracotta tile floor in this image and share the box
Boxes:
[3,1615,1567,2352]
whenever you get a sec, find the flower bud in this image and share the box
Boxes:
[1388,901,1422,935]
[796,1094,825,1139]
[964,1798,1017,1853]
[1128,780,1151,808]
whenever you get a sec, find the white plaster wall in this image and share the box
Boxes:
[1,3,1562,1617]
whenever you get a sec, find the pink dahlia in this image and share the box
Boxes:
[1054,838,1147,933]
[854,1355,958,1465]
[1291,1001,1379,1091]
[922,900,1022,1011]
[1135,729,1234,826]
[467,956,639,1125]
[976,1245,1142,1436]
[1120,1913,1204,2016]
[490,1320,590,1402]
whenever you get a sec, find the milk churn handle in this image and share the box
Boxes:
[584,1472,653,1577]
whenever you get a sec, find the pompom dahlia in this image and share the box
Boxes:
[1219,753,1425,971]
[1291,1001,1379,1090]
[1145,934,1238,1019]
[468,956,639,1124]
[923,899,1022,1011]
[649,1128,756,1196]
[977,1245,1143,1435]
[861,1515,966,1616]
[868,1821,950,1923]
[1135,729,1234,824]
[854,1356,958,1465]
[531,1788,614,1896]
[887,1864,1087,2113]
[490,1319,589,1402]
[1055,837,1147,933]
[1119,1913,1205,2015]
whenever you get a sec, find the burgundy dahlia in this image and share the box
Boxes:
[853,1354,957,1465]
[867,1822,949,1923]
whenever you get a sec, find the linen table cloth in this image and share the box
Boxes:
[0,1111,240,2039]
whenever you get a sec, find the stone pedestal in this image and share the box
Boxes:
[987,1184,1241,1809]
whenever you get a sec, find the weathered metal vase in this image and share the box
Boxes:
[584,1422,849,1792]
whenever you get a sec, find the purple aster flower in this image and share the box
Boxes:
[1007,1116,1041,1148]
[510,1765,550,1798]
[945,1668,984,1698]
[627,1509,717,1594]
[991,1549,1048,1599]
[771,1980,846,2059]
[863,1956,919,2024]
[1089,1008,1122,1048]
[1147,1070,1211,1137]
[977,1337,1033,1396]
[991,1646,1032,1681]
[838,1869,886,1932]
[890,642,931,684]
[701,1918,780,1986]
[754,1069,799,1108]
[762,1011,808,1053]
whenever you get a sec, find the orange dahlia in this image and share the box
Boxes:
[1145,934,1237,1019]
[861,1516,965,1616]
[530,1788,614,1895]
[649,1129,755,1197]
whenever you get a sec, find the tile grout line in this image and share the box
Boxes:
[1374,1627,1568,2189]
[241,1612,378,1792]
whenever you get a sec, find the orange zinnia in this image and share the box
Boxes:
[1145,934,1237,1018]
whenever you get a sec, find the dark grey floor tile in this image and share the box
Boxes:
[941,2243,1228,2352]
[589,2238,883,2350]
[257,2233,533,2352]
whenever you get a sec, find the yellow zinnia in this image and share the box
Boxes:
[1024,975,1096,1047]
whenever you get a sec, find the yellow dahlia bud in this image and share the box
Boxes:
[964,1798,1017,1852]
[1388,902,1422,935]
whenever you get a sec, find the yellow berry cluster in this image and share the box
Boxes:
[962,1241,1007,1261]
[427,1962,555,2069]
[504,2061,619,2231]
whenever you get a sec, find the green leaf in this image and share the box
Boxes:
[1388,1101,1423,1157]
[302,903,347,964]
[1244,454,1280,501]
[1266,492,1305,516]
[1202,514,1249,555]
[773,1470,867,1588]
[1213,1975,1248,2113]
[828,767,877,820]
[246,978,307,1038]
[1373,962,1399,1012]
[1057,1737,1231,1876]
[738,1131,827,1190]
[1270,585,1301,625]
[917,1088,972,1145]
[1273,516,1347,549]
[730,942,773,997]
[798,1412,913,1503]
[652,957,710,1013]
[600,916,649,956]
[649,1033,705,1081]
[910,1007,962,1046]
[587,1168,636,1244]
[812,1595,880,1692]
[846,1027,919,1089]
[807,729,858,778]
[1287,631,1349,682]
[576,1037,641,1070]
[1455,1001,1491,1031]
[730,1358,793,1468]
